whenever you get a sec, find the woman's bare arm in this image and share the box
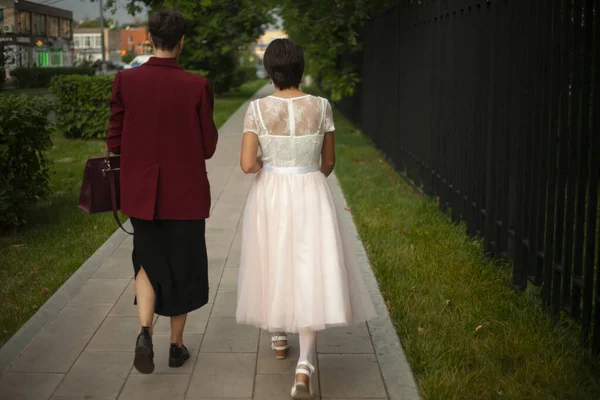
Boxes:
[320,131,335,177]
[240,132,263,174]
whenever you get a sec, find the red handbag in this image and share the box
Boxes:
[78,150,132,234]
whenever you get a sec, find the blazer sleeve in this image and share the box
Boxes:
[199,79,219,159]
[107,72,125,154]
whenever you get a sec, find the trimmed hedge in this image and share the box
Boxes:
[11,67,95,89]
[0,95,53,230]
[51,75,113,140]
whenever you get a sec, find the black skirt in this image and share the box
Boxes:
[130,218,209,316]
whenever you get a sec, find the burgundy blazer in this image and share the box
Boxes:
[106,57,218,221]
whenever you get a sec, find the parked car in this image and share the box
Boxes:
[111,61,127,70]
[89,60,125,72]
[124,55,152,69]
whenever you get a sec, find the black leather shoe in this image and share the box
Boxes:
[133,327,154,374]
[169,344,190,368]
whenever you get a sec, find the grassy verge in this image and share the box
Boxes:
[212,79,267,125]
[327,102,600,398]
[0,79,265,348]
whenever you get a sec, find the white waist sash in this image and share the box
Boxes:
[261,165,320,175]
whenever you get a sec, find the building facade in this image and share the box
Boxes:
[0,0,73,69]
[253,29,287,59]
[120,26,150,56]
[74,28,121,63]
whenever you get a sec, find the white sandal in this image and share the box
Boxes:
[291,360,315,399]
[271,334,289,359]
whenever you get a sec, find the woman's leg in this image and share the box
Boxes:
[293,329,317,396]
[168,313,190,368]
[133,266,156,374]
[170,314,187,346]
[298,330,316,364]
[136,267,156,331]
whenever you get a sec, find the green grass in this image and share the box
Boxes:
[326,102,600,398]
[212,79,267,125]
[0,79,265,348]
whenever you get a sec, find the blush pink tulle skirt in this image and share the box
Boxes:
[236,168,376,333]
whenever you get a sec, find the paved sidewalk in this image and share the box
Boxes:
[0,85,419,400]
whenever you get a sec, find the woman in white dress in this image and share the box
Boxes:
[236,38,376,399]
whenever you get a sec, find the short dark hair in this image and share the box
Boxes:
[263,39,304,90]
[148,9,187,50]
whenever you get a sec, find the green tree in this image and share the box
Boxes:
[169,0,271,92]
[122,50,136,64]
[126,17,148,28]
[274,0,392,100]
[104,0,391,99]
[77,17,114,28]
[105,0,272,93]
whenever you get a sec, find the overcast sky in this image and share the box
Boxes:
[30,0,146,23]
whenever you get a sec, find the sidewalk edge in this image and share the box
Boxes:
[0,223,130,375]
[0,84,269,376]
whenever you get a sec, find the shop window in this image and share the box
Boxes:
[18,11,31,34]
[48,16,59,37]
[33,14,47,36]
[60,19,70,38]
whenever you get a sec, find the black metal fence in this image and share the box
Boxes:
[338,0,600,353]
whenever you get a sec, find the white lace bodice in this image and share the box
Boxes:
[243,95,335,169]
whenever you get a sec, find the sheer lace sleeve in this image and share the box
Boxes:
[323,99,335,133]
[243,102,260,135]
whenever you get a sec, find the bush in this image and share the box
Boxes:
[122,51,135,64]
[208,71,235,95]
[51,75,113,139]
[0,68,5,90]
[208,66,257,95]
[0,95,53,230]
[11,67,95,89]
[231,66,258,91]
[237,65,258,82]
[189,69,210,77]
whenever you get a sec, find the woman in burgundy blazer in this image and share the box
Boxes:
[106,9,218,374]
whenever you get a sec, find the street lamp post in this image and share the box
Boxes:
[99,0,106,62]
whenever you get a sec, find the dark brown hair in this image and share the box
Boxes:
[148,9,188,50]
[263,39,304,90]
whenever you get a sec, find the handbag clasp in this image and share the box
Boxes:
[101,159,120,177]
[102,158,111,177]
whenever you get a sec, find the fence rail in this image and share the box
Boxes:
[338,0,600,352]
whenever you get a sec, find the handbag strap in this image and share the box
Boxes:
[106,149,133,235]
[108,171,133,235]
